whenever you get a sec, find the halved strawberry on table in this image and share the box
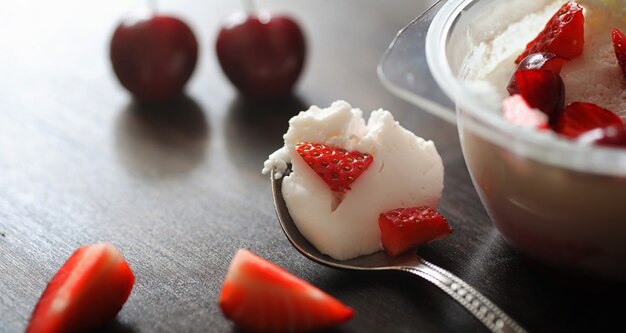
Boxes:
[296,142,373,194]
[515,1,584,64]
[379,206,453,257]
[219,249,354,332]
[26,243,135,333]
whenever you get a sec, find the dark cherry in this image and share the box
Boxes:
[513,69,565,124]
[216,12,306,101]
[507,52,568,95]
[110,14,198,104]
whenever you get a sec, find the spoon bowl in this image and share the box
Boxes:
[271,169,526,333]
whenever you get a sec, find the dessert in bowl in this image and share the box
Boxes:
[379,0,626,280]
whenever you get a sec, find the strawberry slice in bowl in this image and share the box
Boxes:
[510,69,565,124]
[507,52,569,95]
[578,124,626,148]
[218,249,354,332]
[27,243,135,333]
[553,102,624,138]
[378,206,453,257]
[515,1,584,64]
[502,94,550,129]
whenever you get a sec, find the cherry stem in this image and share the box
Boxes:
[243,0,256,14]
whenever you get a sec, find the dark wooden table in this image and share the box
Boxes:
[1,1,623,332]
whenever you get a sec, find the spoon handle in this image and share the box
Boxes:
[402,257,526,333]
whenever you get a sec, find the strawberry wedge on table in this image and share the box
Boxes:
[379,206,453,257]
[219,249,354,332]
[26,243,135,333]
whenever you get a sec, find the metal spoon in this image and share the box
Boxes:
[271,169,526,333]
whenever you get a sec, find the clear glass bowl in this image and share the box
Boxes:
[379,0,626,280]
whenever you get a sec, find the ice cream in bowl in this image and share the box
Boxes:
[379,0,626,280]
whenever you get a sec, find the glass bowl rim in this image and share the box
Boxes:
[426,0,626,176]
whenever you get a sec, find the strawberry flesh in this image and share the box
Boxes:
[507,52,568,95]
[515,2,584,64]
[513,69,565,124]
[219,249,354,332]
[579,125,626,148]
[26,243,135,333]
[502,95,550,129]
[553,102,624,138]
[296,142,373,193]
[378,206,452,257]
[594,125,626,147]
[612,28,626,80]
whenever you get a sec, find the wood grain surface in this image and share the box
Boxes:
[1,1,623,332]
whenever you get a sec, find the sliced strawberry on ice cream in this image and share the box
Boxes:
[296,142,373,193]
[515,2,584,64]
[578,125,626,148]
[26,243,135,333]
[378,206,452,257]
[553,102,624,138]
[502,95,550,129]
[218,249,354,332]
[513,69,565,124]
[507,52,568,94]
[612,28,626,79]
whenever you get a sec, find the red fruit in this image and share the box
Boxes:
[502,95,549,129]
[219,249,354,332]
[378,206,453,257]
[579,124,626,148]
[216,13,306,100]
[507,52,568,94]
[296,142,373,194]
[27,243,135,333]
[110,14,198,103]
[513,69,565,124]
[553,102,623,138]
[515,2,584,64]
[612,28,626,79]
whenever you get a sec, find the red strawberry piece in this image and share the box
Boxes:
[378,206,453,257]
[502,95,550,129]
[513,69,565,124]
[27,243,135,333]
[296,142,373,193]
[553,102,624,138]
[219,249,354,332]
[594,125,626,147]
[612,28,626,79]
[507,52,569,94]
[578,124,626,148]
[515,2,584,64]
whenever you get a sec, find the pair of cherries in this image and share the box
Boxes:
[110,8,306,104]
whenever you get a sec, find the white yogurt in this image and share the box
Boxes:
[263,101,444,260]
